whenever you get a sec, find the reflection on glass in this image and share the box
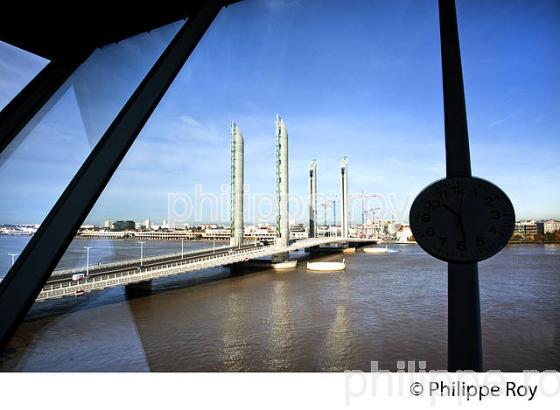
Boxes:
[0,0,557,373]
[0,41,48,110]
[0,21,182,274]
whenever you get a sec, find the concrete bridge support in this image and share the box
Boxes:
[271,252,289,263]
[125,280,152,296]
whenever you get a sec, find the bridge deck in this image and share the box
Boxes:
[38,237,372,301]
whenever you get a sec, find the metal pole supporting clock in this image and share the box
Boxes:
[409,0,515,371]
[439,0,482,372]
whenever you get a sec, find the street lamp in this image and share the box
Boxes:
[321,196,338,237]
[181,238,184,259]
[8,252,18,267]
[138,241,146,267]
[84,246,92,276]
[320,201,332,234]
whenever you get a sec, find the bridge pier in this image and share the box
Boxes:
[125,280,152,296]
[271,252,289,263]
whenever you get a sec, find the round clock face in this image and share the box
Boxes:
[410,177,515,263]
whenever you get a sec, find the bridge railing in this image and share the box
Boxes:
[38,237,365,301]
[49,244,231,277]
[49,237,355,277]
[39,245,283,299]
[286,236,348,250]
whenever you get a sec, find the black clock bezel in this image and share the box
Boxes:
[409,176,515,264]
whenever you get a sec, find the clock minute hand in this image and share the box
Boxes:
[443,203,460,218]
[457,210,466,243]
[443,203,466,242]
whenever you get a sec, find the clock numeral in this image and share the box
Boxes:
[472,188,478,196]
[453,185,464,194]
[491,210,500,219]
[426,227,435,236]
[421,213,430,222]
[428,200,440,209]
[485,196,494,206]
[488,225,497,234]
[456,241,466,251]
[438,237,446,247]
[438,190,448,199]
[476,236,485,246]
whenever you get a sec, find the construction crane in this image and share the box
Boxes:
[362,207,380,238]
[356,191,378,237]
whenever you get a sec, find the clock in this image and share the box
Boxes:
[410,176,515,263]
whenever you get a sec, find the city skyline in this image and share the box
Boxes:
[0,0,559,227]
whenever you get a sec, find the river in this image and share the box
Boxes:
[0,236,558,371]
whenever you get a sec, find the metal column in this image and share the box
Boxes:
[439,0,483,371]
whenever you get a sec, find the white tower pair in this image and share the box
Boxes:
[229,116,290,251]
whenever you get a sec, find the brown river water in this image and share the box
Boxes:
[0,238,558,371]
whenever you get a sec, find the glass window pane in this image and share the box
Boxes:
[0,21,183,277]
[0,41,48,110]
[1,0,558,373]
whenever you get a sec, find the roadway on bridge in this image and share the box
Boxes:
[46,243,263,286]
[39,237,374,300]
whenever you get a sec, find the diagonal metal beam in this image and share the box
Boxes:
[438,0,483,371]
[0,0,224,352]
[0,51,91,159]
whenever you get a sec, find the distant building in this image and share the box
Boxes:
[113,220,135,231]
[544,219,560,234]
[144,219,151,230]
[244,224,277,241]
[104,220,113,229]
[514,220,544,239]
[204,228,230,240]
[387,222,401,236]
[396,224,413,242]
[290,223,307,239]
[513,223,525,239]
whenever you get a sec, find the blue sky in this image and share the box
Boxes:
[0,0,558,226]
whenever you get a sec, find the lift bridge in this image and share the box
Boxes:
[37,117,364,301]
[39,237,374,301]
